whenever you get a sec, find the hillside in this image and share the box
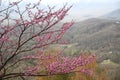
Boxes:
[61,9,120,63]
[64,18,120,53]
[62,18,120,63]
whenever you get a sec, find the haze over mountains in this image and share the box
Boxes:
[62,8,120,63]
[102,9,120,20]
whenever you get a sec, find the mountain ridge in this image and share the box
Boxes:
[101,8,120,20]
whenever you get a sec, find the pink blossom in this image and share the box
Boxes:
[46,55,96,75]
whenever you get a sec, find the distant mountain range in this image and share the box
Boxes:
[101,8,120,20]
[64,18,120,52]
[62,9,120,63]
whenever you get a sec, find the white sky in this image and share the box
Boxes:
[3,0,118,5]
[2,0,120,22]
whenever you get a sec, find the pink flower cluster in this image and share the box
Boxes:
[46,54,96,75]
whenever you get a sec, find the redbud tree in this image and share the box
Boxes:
[0,0,95,80]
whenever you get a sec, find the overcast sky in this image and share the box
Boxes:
[2,0,120,22]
